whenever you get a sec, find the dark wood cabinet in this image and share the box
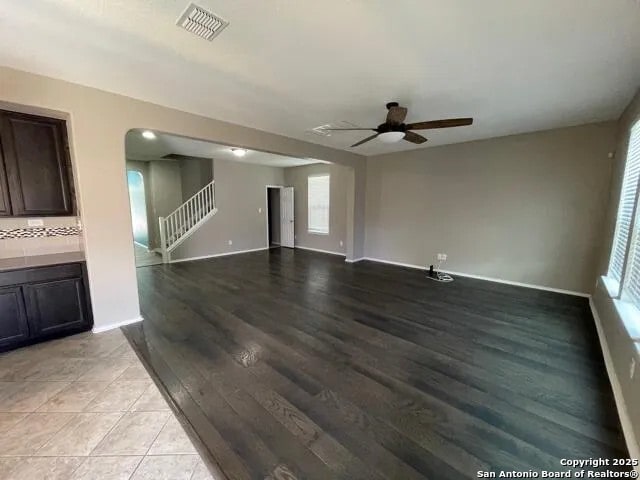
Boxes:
[0,262,92,352]
[0,137,11,217]
[25,277,89,337]
[0,286,29,349]
[0,110,75,217]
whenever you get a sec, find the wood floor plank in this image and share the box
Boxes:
[124,248,629,479]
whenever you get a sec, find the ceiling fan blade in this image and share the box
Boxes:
[406,118,473,130]
[323,128,377,131]
[386,106,408,125]
[403,131,428,144]
[351,134,379,147]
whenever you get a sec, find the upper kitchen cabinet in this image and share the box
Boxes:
[0,110,75,217]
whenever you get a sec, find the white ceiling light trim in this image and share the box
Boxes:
[378,132,405,143]
[177,2,229,41]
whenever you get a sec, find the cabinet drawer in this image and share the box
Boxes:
[0,263,82,288]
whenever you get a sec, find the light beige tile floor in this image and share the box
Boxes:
[0,329,214,480]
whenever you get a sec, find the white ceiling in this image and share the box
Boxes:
[126,130,321,167]
[1,1,639,155]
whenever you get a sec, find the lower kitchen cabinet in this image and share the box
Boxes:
[0,262,92,352]
[0,286,29,349]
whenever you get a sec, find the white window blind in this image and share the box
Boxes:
[620,121,640,305]
[308,175,330,234]
[608,120,640,284]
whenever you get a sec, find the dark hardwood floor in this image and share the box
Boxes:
[123,248,628,479]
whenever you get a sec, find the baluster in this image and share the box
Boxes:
[172,215,176,241]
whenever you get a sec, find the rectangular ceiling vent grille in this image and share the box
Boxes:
[177,3,229,41]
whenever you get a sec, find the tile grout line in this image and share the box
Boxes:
[85,410,128,457]
[127,414,173,479]
[28,369,123,458]
[0,332,209,478]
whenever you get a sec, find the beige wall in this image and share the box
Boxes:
[148,161,182,249]
[0,66,365,330]
[366,122,617,293]
[591,88,640,457]
[284,163,350,254]
[172,158,284,260]
[180,157,212,202]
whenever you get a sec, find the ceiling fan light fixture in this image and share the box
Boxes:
[378,131,405,143]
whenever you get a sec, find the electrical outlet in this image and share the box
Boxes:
[340,241,343,247]
[27,219,44,227]
[631,358,636,379]
[228,240,233,246]
[258,207,262,214]
[437,253,447,261]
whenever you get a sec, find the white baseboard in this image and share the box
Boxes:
[295,245,345,257]
[361,257,589,297]
[589,299,640,469]
[361,257,425,270]
[444,269,589,297]
[170,247,269,264]
[92,316,143,333]
[345,257,366,264]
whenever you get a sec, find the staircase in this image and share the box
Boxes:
[158,180,217,262]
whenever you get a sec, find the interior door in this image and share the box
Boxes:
[280,187,295,248]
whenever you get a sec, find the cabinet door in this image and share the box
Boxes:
[24,277,89,337]
[0,138,11,216]
[0,111,74,216]
[0,286,29,349]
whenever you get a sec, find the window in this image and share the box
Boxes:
[127,170,149,247]
[620,121,640,304]
[308,174,330,234]
[608,120,640,301]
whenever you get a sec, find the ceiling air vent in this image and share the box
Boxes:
[176,3,229,41]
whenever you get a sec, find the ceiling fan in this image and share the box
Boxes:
[325,102,473,147]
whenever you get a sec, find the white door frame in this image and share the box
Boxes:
[280,186,295,248]
[265,185,283,248]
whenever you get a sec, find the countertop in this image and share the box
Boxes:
[0,251,85,272]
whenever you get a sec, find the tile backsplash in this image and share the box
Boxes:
[0,217,83,258]
[0,226,80,239]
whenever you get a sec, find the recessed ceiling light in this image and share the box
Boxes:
[142,130,156,140]
[231,148,247,157]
